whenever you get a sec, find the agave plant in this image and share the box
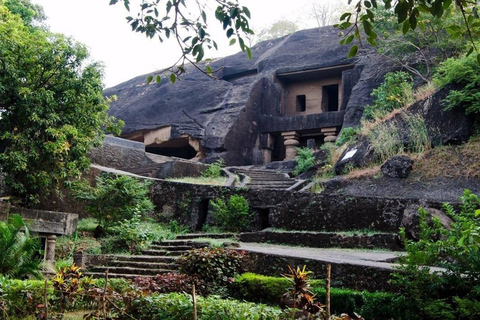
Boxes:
[0,214,42,279]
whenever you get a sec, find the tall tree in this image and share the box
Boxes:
[0,3,122,206]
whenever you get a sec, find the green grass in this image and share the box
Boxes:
[76,218,98,232]
[166,176,227,185]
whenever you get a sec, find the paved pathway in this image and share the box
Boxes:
[238,242,406,271]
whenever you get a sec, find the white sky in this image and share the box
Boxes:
[32,0,346,88]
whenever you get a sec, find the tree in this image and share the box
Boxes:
[256,19,299,42]
[0,3,123,206]
[336,0,480,61]
[109,0,253,82]
[310,1,348,27]
[0,214,42,279]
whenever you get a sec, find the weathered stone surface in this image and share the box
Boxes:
[335,84,477,174]
[0,202,78,235]
[105,27,387,165]
[401,204,453,241]
[381,155,413,179]
[263,160,297,171]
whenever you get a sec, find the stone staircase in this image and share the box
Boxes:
[231,168,303,190]
[85,234,237,279]
[85,239,209,279]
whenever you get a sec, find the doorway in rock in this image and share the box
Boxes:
[271,134,286,162]
[254,208,271,230]
[195,199,210,231]
[322,84,339,112]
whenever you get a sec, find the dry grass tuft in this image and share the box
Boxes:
[413,138,480,179]
[345,166,382,179]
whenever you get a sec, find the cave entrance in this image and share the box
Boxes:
[270,134,286,162]
[146,137,197,160]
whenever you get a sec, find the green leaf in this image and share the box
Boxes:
[146,75,153,84]
[156,75,161,83]
[402,20,410,34]
[229,38,236,46]
[226,28,234,38]
[477,54,480,66]
[366,37,377,46]
[246,47,252,60]
[206,65,212,75]
[348,45,358,58]
[170,74,176,83]
[243,6,251,19]
[201,10,207,23]
[345,35,355,44]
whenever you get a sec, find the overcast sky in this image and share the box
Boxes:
[32,0,347,88]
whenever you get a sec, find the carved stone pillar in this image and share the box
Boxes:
[45,234,57,263]
[261,133,274,165]
[282,131,300,160]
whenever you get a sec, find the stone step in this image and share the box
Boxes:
[108,255,177,263]
[176,233,237,240]
[247,181,296,186]
[240,231,402,251]
[105,260,179,269]
[85,272,174,280]
[149,245,194,251]
[141,249,187,256]
[90,266,175,276]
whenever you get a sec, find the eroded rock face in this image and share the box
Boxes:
[335,84,476,173]
[381,155,413,179]
[105,27,388,165]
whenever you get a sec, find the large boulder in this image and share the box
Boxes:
[105,27,389,166]
[335,84,476,174]
[401,204,453,241]
[381,155,413,179]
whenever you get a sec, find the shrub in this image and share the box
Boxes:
[135,273,207,295]
[335,127,360,147]
[391,189,480,320]
[232,273,413,319]
[72,174,154,229]
[127,292,282,320]
[293,147,316,176]
[209,194,252,232]
[363,71,414,121]
[0,214,42,279]
[177,247,249,293]
[201,159,225,178]
[435,52,480,115]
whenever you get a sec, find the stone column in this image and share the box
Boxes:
[281,131,300,160]
[45,234,57,263]
[322,127,338,143]
[261,133,274,165]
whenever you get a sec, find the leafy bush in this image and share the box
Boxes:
[435,52,480,115]
[335,127,360,147]
[105,211,152,254]
[127,292,282,320]
[0,214,42,279]
[135,273,207,295]
[363,71,414,121]
[201,159,225,178]
[293,147,316,176]
[209,194,252,232]
[391,189,480,320]
[232,273,413,319]
[177,247,249,293]
[72,174,154,229]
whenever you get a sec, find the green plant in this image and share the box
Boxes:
[0,4,122,206]
[293,147,316,176]
[335,127,360,147]
[209,194,252,232]
[0,214,42,279]
[392,189,480,319]
[435,51,480,115]
[126,292,282,320]
[76,218,98,233]
[363,72,414,121]
[134,273,207,295]
[282,265,323,316]
[201,159,225,179]
[367,121,404,162]
[103,211,152,254]
[404,112,430,153]
[177,247,249,293]
[72,174,154,229]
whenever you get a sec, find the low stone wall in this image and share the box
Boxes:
[88,136,151,170]
[240,231,402,251]
[149,179,443,233]
[0,202,78,235]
